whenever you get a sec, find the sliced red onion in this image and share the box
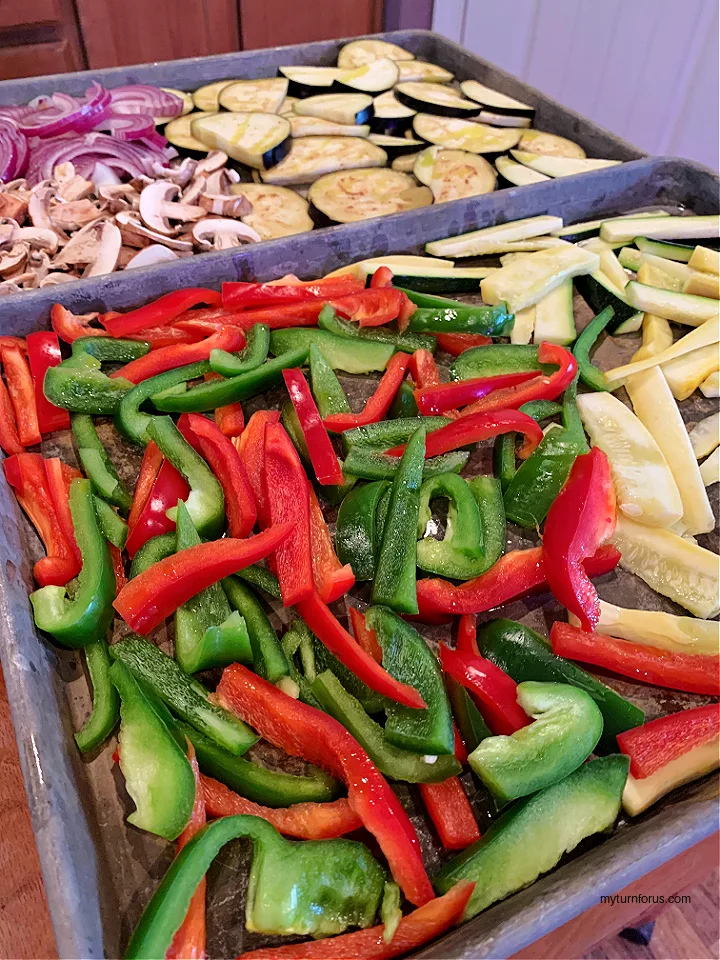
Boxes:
[25,131,171,183]
[109,85,184,119]
[0,118,28,181]
[0,102,37,122]
[95,113,155,141]
[17,82,111,138]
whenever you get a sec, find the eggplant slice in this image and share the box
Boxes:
[460,80,535,119]
[337,58,399,94]
[164,111,215,154]
[230,183,314,240]
[368,134,425,158]
[260,136,387,186]
[413,114,522,154]
[478,110,532,128]
[279,65,340,97]
[289,116,370,138]
[511,150,621,177]
[371,90,416,135]
[495,155,550,186]
[191,112,291,169]
[294,93,374,126]
[413,146,496,204]
[218,78,289,114]
[518,129,586,158]
[192,80,235,112]
[309,168,432,223]
[337,38,415,70]
[394,82,481,118]
[396,61,454,84]
[391,152,423,172]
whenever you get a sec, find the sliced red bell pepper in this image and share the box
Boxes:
[44,456,82,566]
[370,266,394,289]
[409,348,441,388]
[263,422,314,606]
[543,448,616,632]
[216,662,434,905]
[202,775,362,839]
[0,375,24,455]
[3,453,80,586]
[50,304,106,343]
[125,458,190,558]
[550,622,720,697]
[222,275,364,309]
[114,523,292,634]
[283,368,345,485]
[387,409,543,460]
[236,410,280,528]
[456,613,479,656]
[25,332,70,434]
[128,441,163,530]
[238,881,475,958]
[324,353,411,432]
[440,644,531,735]
[418,777,481,850]
[416,544,621,619]
[214,401,245,438]
[349,607,382,664]
[178,413,257,540]
[308,487,355,603]
[110,544,127,593]
[296,590,425,709]
[111,327,246,383]
[415,371,539,416]
[173,317,226,338]
[102,289,223,338]
[173,305,250,327]
[436,332,492,356]
[331,288,414,328]
[131,326,204,348]
[227,302,323,331]
[460,342,578,416]
[1,345,41,447]
[0,337,27,352]
[616,704,720,779]
[453,723,469,765]
[167,746,206,960]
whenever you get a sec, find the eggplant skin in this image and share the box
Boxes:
[263,134,292,171]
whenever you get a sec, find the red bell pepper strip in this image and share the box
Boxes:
[50,304,106,343]
[416,544,622,619]
[214,401,245,438]
[173,305,250,327]
[459,342,578,416]
[238,881,475,959]
[263,422,314,606]
[616,704,720,780]
[370,266,394,289]
[167,746,206,960]
[349,607,382,664]
[111,327,245,383]
[456,613,479,656]
[409,348,441,388]
[114,524,292,634]
[418,777,481,850]
[415,371,539,416]
[110,544,127,593]
[3,454,80,586]
[331,288,414,328]
[324,353,411,432]
[178,413,257,540]
[128,441,163,530]
[235,410,280,528]
[125,459,190,558]
[440,644,531,735]
[173,318,226,338]
[0,337,27,352]
[387,409,543,461]
[222,275,364,309]
[25,332,70,434]
[308,487,355,603]
[436,332,492,356]
[543,448,616,632]
[1,345,41,447]
[296,590,425,709]
[227,302,323,331]
[453,724,469,765]
[102,289,222,338]
[202,775,362,840]
[283,368,344,485]
[216,662,434,905]
[550,622,720,697]
[44,457,82,565]
[131,326,204,348]
[0,375,24,455]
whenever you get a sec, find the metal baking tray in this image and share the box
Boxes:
[0,156,717,960]
[0,29,644,311]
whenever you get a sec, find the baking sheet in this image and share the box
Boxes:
[0,156,717,960]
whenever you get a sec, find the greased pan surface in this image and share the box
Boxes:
[0,156,716,959]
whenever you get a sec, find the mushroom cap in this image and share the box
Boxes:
[125,244,179,270]
[139,180,182,235]
[192,218,261,250]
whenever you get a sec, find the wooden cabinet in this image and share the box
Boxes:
[0,0,85,79]
[239,0,383,50]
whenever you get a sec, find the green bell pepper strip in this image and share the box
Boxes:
[336,480,390,581]
[129,533,175,578]
[236,564,281,600]
[344,444,468,482]
[341,416,450,455]
[109,636,259,754]
[388,380,419,418]
[494,400,562,491]
[403,296,512,336]
[446,677,492,753]
[282,400,354,506]
[468,476,505,571]
[176,719,339,806]
[372,426,425,614]
[318,305,436,354]
[126,815,386,958]
[312,670,461,783]
[399,286,510,320]
[44,351,133,415]
[93,496,128,550]
[478,618,644,753]
[270,328,394,374]
[282,620,324,709]
[573,306,614,392]
[381,881,402,944]
[561,374,589,452]
[208,322,270,376]
[309,342,351,417]
[72,336,149,363]
[152,346,310,413]
[416,472,485,579]
[222,576,290,684]
[519,400,563,421]
[450,343,554,381]
[30,479,115,648]
[109,659,195,842]
[146,416,225,539]
[195,611,253,669]
[469,681,603,803]
[115,360,210,445]
[375,483,392,548]
[71,414,132,513]
[74,640,120,752]
[367,605,454,755]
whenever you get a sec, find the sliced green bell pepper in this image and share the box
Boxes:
[44,351,133,415]
[71,414,132,513]
[222,576,289,683]
[341,416,450,455]
[270,328,393,374]
[30,478,115,647]
[336,480,390,581]
[388,380,419,418]
[282,619,324,709]
[208,322,270,376]
[416,472,485,579]
[129,533,175,578]
[367,605,454,755]
[309,342,351,416]
[236,564,281,600]
[72,336,149,363]
[126,814,386,958]
[494,400,562,491]
[519,400,563,421]
[75,640,120,752]
[446,677,491,753]
[404,303,512,337]
[93,496,128,550]
[469,476,506,570]
[115,360,210,444]
[450,343,554,381]
[344,443,468,482]
[573,305,614,392]
[318,305,435,354]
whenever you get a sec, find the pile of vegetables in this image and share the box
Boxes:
[1,207,718,958]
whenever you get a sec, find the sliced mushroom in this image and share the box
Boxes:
[26,249,51,286]
[16,227,60,255]
[85,221,122,277]
[198,193,253,218]
[139,181,206,236]
[204,169,232,196]
[98,183,140,214]
[0,193,29,223]
[40,272,76,287]
[195,151,228,176]
[192,218,261,251]
[0,281,22,296]
[28,186,56,231]
[92,162,122,188]
[50,199,105,231]
[181,177,207,206]
[150,157,198,187]
[115,211,194,251]
[0,243,29,277]
[53,219,108,267]
[54,163,94,202]
[0,219,18,247]
[124,244,180,270]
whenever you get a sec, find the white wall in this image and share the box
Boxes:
[433,0,719,170]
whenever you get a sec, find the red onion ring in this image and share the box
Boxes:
[25,131,171,183]
[109,85,184,119]
[16,82,111,138]
[0,118,28,181]
[95,113,155,141]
